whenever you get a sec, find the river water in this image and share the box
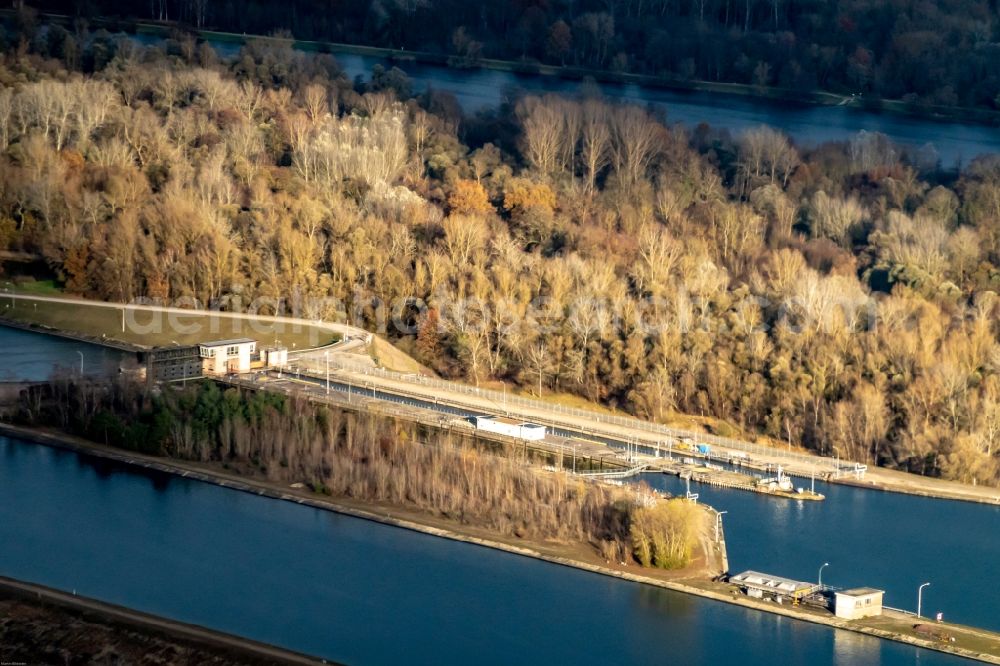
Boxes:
[0,436,973,666]
[330,53,1000,169]
[167,34,1000,169]
[244,364,1000,632]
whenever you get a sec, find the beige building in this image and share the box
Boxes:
[199,339,256,375]
[262,346,288,368]
[834,588,884,620]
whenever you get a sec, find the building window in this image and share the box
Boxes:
[227,346,239,356]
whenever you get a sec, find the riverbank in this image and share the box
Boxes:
[2,423,998,664]
[0,294,342,351]
[0,575,334,665]
[5,9,998,128]
[133,22,1000,127]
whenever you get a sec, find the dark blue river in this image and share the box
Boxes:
[0,436,974,665]
[260,365,1000,632]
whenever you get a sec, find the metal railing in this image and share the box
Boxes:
[884,605,918,617]
[576,464,648,479]
[294,355,856,474]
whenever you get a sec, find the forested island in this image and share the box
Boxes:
[1,13,999,487]
[22,0,1000,113]
[6,376,706,571]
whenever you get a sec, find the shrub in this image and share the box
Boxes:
[630,500,701,569]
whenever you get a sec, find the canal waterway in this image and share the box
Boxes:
[261,365,1000,631]
[643,472,1000,632]
[3,325,996,662]
[0,435,974,666]
[0,324,128,382]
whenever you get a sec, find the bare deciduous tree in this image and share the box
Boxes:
[579,99,611,193]
[808,191,865,246]
[610,104,662,190]
[517,95,566,176]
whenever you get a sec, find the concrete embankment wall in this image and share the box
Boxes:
[0,318,143,353]
[0,575,333,665]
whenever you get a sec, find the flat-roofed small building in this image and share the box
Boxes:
[730,570,819,603]
[834,588,884,620]
[262,346,288,368]
[470,415,547,441]
[199,338,256,375]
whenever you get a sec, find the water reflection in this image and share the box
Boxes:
[68,443,176,494]
[832,625,887,666]
[635,583,697,619]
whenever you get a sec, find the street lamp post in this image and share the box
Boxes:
[715,510,728,543]
[918,582,931,618]
[324,351,329,395]
[819,562,830,588]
